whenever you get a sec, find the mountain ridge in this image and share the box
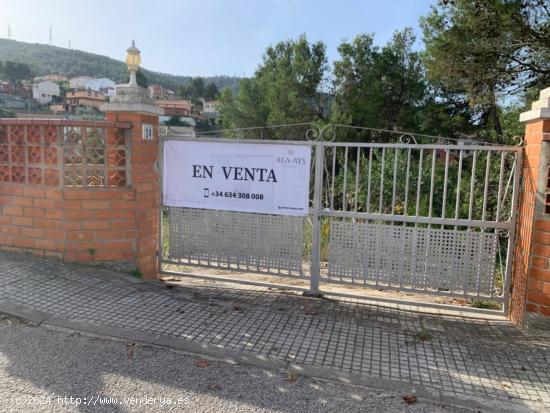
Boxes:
[0,38,240,92]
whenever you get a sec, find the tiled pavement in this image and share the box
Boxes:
[0,252,549,412]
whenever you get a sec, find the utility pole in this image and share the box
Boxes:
[7,24,12,39]
[49,26,53,46]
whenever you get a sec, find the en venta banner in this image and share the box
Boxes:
[163,140,312,216]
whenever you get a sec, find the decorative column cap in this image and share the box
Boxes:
[101,85,164,115]
[100,41,164,116]
[520,87,550,123]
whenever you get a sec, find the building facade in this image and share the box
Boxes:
[202,100,219,114]
[155,100,192,117]
[69,76,95,89]
[32,80,60,105]
[85,78,116,92]
[65,89,106,111]
[148,84,175,99]
[34,74,68,83]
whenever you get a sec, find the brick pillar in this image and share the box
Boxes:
[101,85,164,279]
[510,87,550,328]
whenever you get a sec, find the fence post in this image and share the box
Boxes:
[100,56,164,280]
[510,87,550,328]
[307,142,324,297]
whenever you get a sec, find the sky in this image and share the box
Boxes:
[1,0,436,78]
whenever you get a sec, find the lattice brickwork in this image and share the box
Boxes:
[327,221,499,297]
[168,207,305,276]
[0,121,130,188]
[0,123,60,185]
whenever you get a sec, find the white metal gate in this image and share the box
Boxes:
[159,124,522,313]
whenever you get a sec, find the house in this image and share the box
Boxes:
[148,84,176,99]
[0,81,31,97]
[32,80,60,105]
[104,87,116,97]
[0,93,27,109]
[34,74,68,83]
[155,100,192,117]
[148,84,164,99]
[202,100,220,115]
[0,81,14,94]
[69,76,95,89]
[85,78,116,92]
[65,89,106,111]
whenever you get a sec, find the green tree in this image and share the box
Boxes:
[219,82,269,131]
[420,0,550,138]
[0,107,16,118]
[136,69,148,88]
[219,34,328,137]
[165,116,191,126]
[178,84,190,99]
[190,77,205,98]
[331,29,437,140]
[204,82,219,100]
[0,60,32,90]
[178,77,208,111]
[500,0,550,93]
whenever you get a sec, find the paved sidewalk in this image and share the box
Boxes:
[0,252,549,412]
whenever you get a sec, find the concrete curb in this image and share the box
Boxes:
[0,300,542,413]
[0,299,52,324]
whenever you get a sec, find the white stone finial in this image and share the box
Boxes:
[520,86,550,122]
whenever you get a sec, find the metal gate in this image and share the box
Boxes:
[159,124,522,313]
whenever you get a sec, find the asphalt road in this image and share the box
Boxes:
[0,314,472,413]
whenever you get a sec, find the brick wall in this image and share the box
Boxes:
[526,134,550,319]
[510,116,550,325]
[0,118,159,278]
[529,217,550,317]
[0,184,137,263]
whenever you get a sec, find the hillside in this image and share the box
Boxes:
[0,39,240,92]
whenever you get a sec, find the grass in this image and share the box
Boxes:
[414,328,433,342]
[470,300,501,310]
[129,268,142,278]
[303,216,331,261]
[162,208,170,257]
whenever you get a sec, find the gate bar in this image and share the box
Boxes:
[158,135,165,275]
[308,142,325,296]
[503,152,523,314]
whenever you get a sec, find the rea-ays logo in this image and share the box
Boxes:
[276,150,307,165]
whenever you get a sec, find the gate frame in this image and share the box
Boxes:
[158,128,523,316]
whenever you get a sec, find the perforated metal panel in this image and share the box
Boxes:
[327,221,498,296]
[160,135,521,308]
[168,207,305,276]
